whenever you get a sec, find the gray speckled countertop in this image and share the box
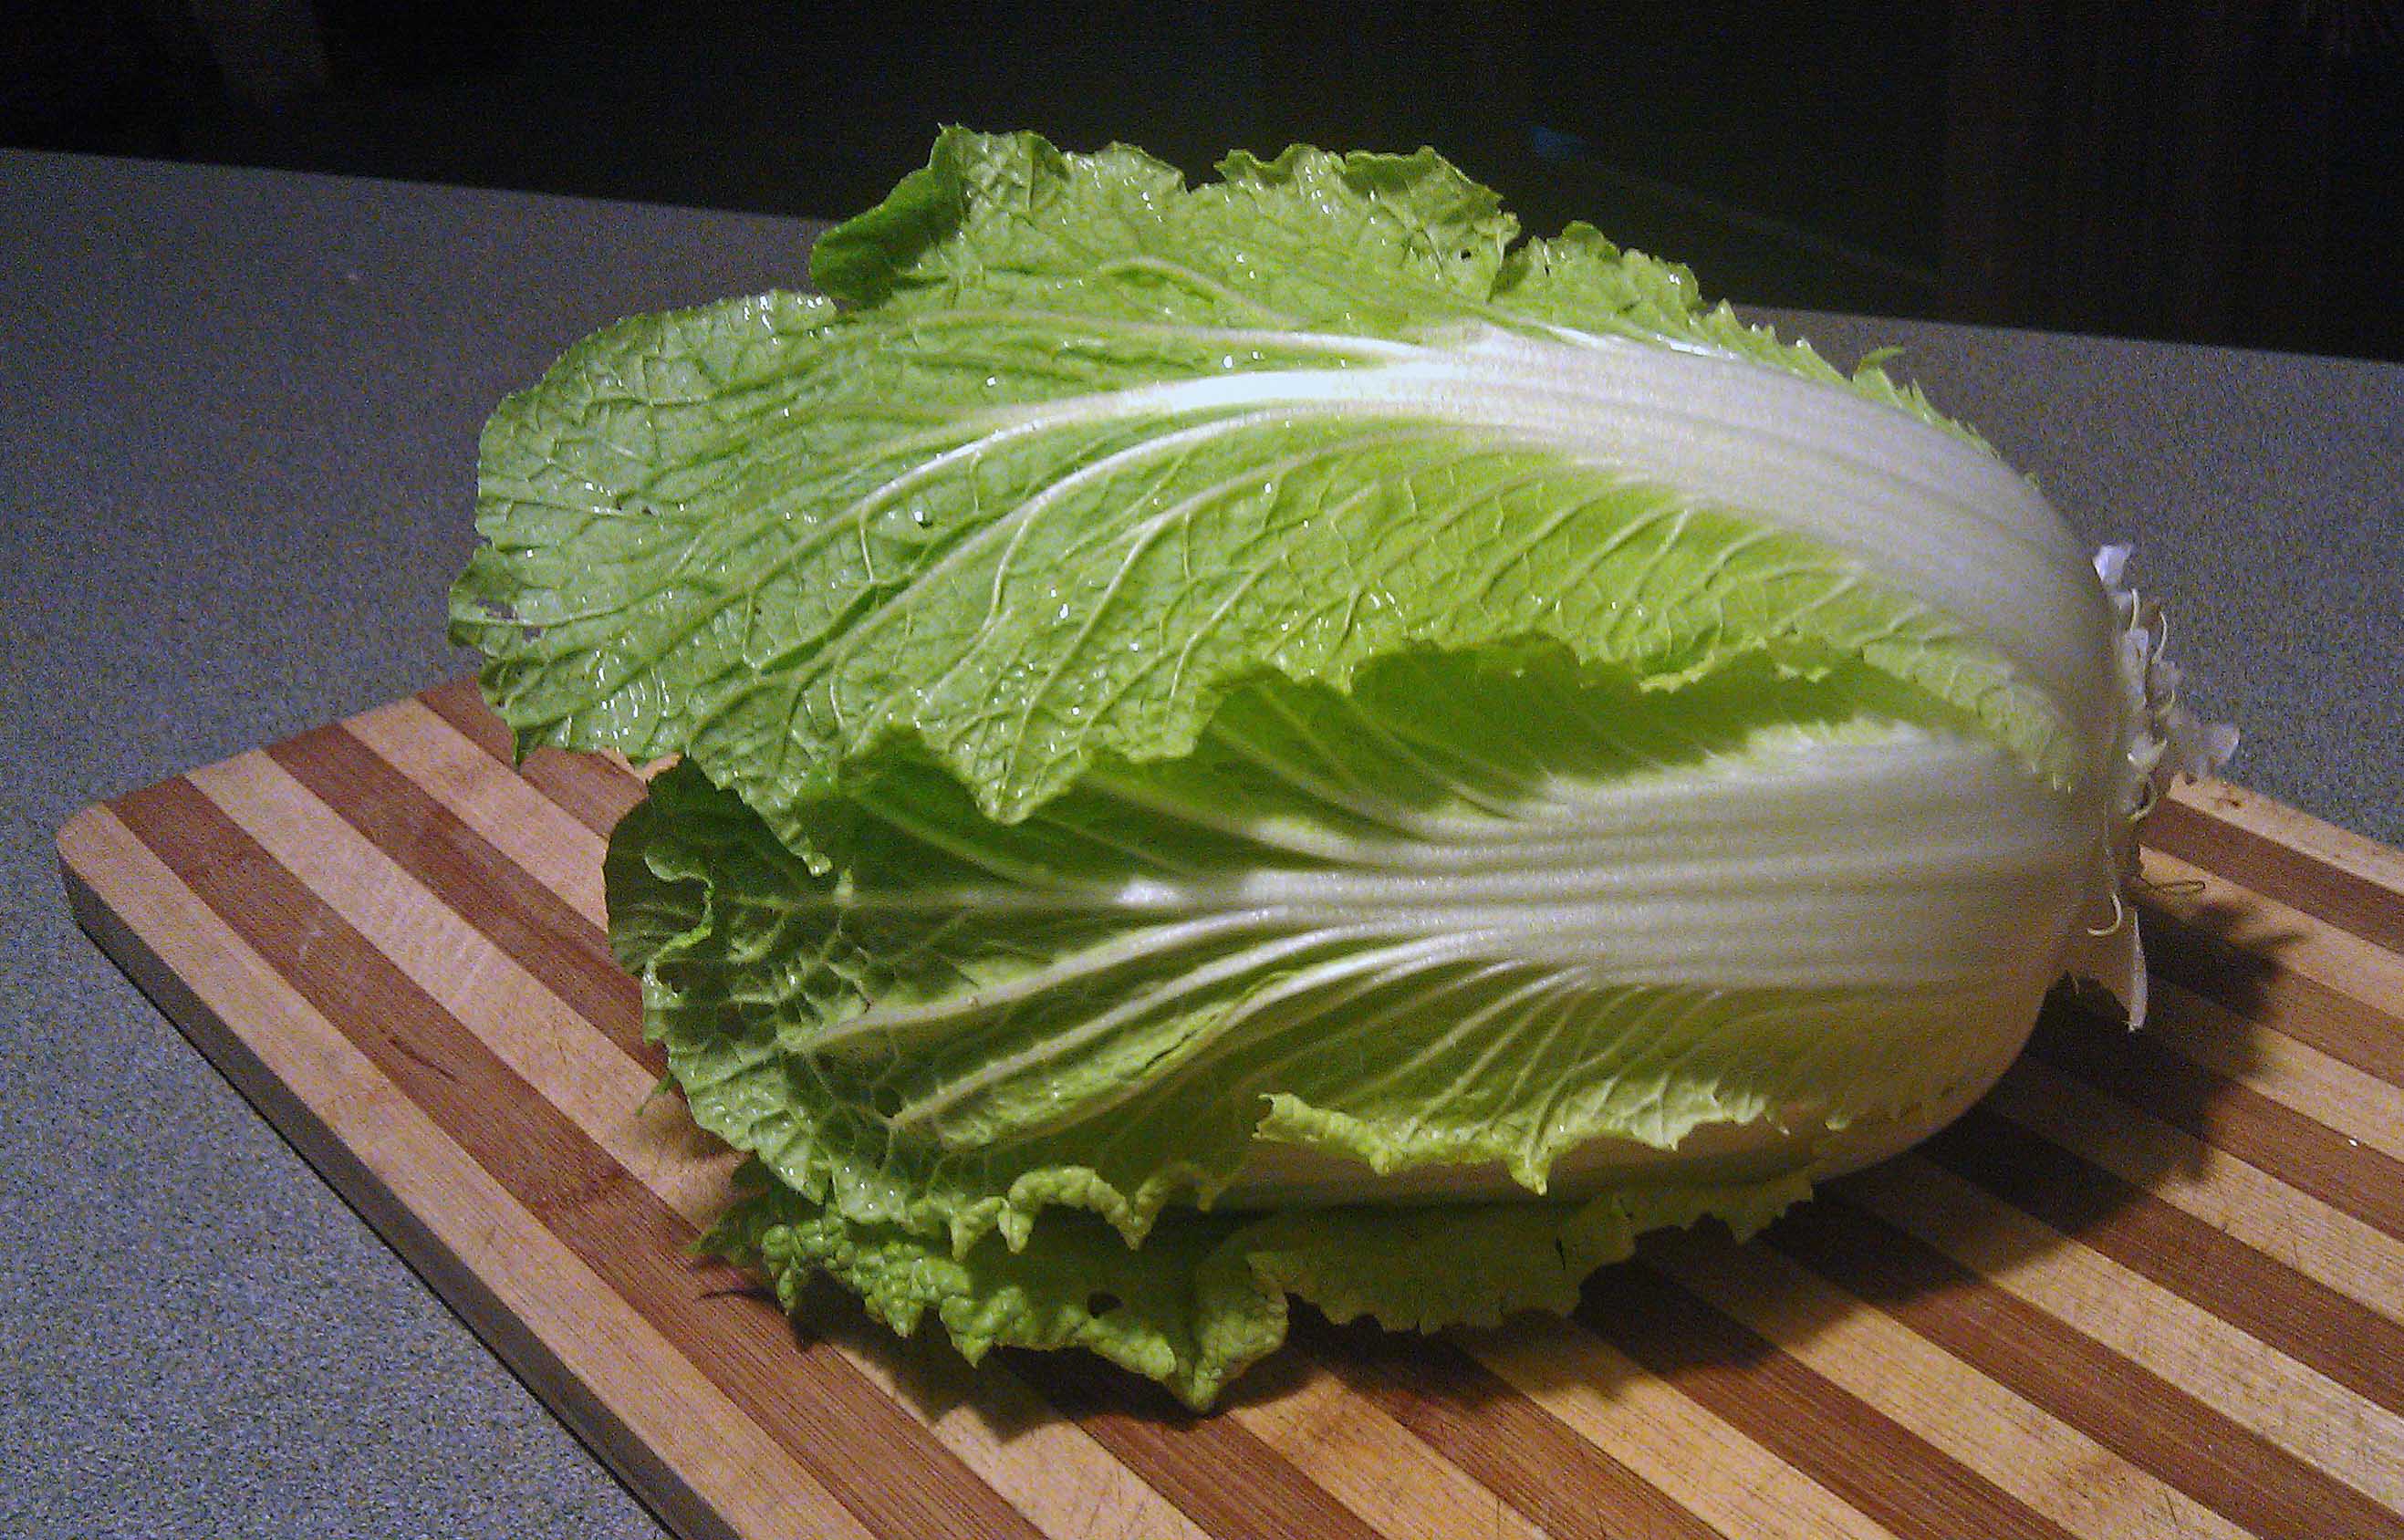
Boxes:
[5,150,2399,1539]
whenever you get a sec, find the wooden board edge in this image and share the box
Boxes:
[55,808,738,1540]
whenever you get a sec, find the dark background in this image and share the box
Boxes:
[11,0,2401,359]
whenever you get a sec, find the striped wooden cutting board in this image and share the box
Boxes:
[58,679,2404,1540]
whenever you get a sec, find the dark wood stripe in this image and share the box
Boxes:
[2142,903,2404,1090]
[1023,1349,1389,1540]
[265,723,646,1046]
[417,679,648,838]
[2024,998,2404,1242]
[1904,1104,2404,1416]
[2146,796,2404,956]
[1577,1266,2081,1540]
[112,776,1048,1540]
[1774,1194,2402,1540]
[1293,1316,1726,1540]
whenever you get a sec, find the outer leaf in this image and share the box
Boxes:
[703,1157,1808,1410]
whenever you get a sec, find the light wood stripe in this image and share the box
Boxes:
[1225,1355,1553,1540]
[421,677,649,837]
[185,745,1213,1540]
[1645,1228,2253,1540]
[113,775,1058,1540]
[1016,1351,1399,1540]
[1771,1199,2404,1540]
[1844,1152,2404,1498]
[57,807,873,1540]
[351,696,612,916]
[1306,1323,1735,1540]
[1987,1056,2404,1327]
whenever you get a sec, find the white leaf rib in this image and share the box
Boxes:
[992,933,1498,1141]
[1326,967,1566,1113]
[1077,767,1374,865]
[804,910,1274,1053]
[799,722,2093,1139]
[882,924,1412,1138]
[1209,710,1430,838]
[1229,952,1525,1108]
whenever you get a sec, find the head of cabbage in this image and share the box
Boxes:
[453,130,2232,1407]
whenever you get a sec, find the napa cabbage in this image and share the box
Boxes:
[452,130,2232,1406]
